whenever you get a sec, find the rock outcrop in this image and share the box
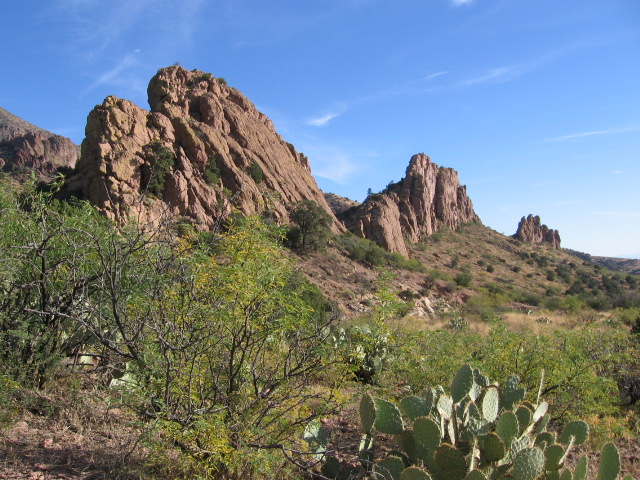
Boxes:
[0,107,78,179]
[76,66,340,229]
[514,214,561,249]
[346,153,480,256]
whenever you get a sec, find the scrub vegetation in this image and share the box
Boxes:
[0,177,638,479]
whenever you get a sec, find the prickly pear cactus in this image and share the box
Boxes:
[316,364,627,480]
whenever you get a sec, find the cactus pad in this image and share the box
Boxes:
[544,444,566,471]
[596,443,620,480]
[435,444,467,480]
[559,420,589,446]
[573,455,588,480]
[503,375,526,410]
[376,456,406,480]
[532,401,548,423]
[482,432,506,462]
[400,466,433,480]
[515,405,533,433]
[374,398,405,434]
[511,447,545,480]
[466,470,488,480]
[400,396,428,422]
[559,469,573,480]
[451,364,475,403]
[481,386,500,422]
[360,394,376,434]
[496,410,519,448]
[414,416,441,452]
[437,394,453,420]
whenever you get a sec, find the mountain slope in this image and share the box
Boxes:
[0,106,78,179]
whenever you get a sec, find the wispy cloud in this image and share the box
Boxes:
[457,67,517,87]
[306,107,347,127]
[82,52,143,95]
[593,211,640,218]
[301,145,365,184]
[545,126,640,142]
[424,71,449,80]
[451,0,474,6]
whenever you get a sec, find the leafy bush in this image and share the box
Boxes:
[203,153,222,185]
[145,143,175,197]
[286,199,333,252]
[455,271,473,288]
[247,161,264,183]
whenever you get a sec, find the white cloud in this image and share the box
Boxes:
[306,111,343,127]
[451,0,474,6]
[424,71,449,80]
[306,104,348,127]
[457,67,517,87]
[303,146,361,184]
[545,126,640,142]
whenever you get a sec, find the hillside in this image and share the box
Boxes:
[0,106,78,179]
[567,249,640,276]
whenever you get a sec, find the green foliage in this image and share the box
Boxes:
[322,365,625,480]
[145,142,175,197]
[0,181,114,386]
[336,233,425,271]
[454,271,473,288]
[247,161,264,183]
[286,199,333,252]
[203,153,222,185]
[0,180,339,476]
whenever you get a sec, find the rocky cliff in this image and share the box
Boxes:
[76,66,340,229]
[344,153,480,256]
[0,107,78,179]
[514,214,561,249]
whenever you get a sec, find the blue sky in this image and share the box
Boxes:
[1,0,639,257]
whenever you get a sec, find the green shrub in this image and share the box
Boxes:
[146,143,175,197]
[454,271,473,287]
[247,161,264,183]
[286,200,333,252]
[203,154,221,185]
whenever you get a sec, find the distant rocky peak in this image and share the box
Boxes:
[0,106,78,180]
[514,214,561,249]
[347,153,481,256]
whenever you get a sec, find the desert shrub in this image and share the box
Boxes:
[516,290,542,307]
[454,271,473,287]
[586,293,613,311]
[247,161,264,183]
[203,153,222,185]
[286,199,332,252]
[486,264,495,273]
[145,143,175,197]
[612,290,640,309]
[335,233,422,271]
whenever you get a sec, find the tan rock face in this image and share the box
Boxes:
[0,107,77,179]
[514,214,561,248]
[77,66,340,229]
[347,153,480,255]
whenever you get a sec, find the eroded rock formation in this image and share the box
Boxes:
[76,66,340,229]
[514,214,561,249]
[0,107,77,179]
[346,153,480,256]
